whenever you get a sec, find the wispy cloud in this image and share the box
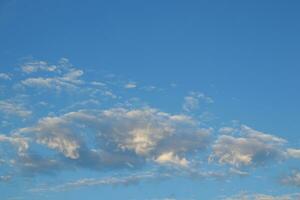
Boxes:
[182,91,213,112]
[281,170,300,187]
[222,192,300,200]
[30,172,164,192]
[210,125,287,168]
[0,100,32,117]
[0,73,11,80]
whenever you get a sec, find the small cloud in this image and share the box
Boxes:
[155,152,189,167]
[20,59,84,91]
[124,82,137,89]
[210,125,287,168]
[0,73,11,80]
[281,170,300,187]
[91,81,106,87]
[30,172,160,192]
[20,60,57,73]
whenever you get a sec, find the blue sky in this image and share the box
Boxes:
[1,1,300,200]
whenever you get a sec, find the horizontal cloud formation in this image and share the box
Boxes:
[223,192,300,200]
[1,58,300,199]
[3,108,211,175]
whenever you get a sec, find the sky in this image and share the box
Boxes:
[0,1,300,200]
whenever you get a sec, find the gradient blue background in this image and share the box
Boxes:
[1,1,300,199]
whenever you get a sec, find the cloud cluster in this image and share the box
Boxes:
[11,108,211,175]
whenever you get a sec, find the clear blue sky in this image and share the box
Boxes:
[1,1,300,200]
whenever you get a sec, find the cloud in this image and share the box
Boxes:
[0,100,32,117]
[0,73,11,80]
[286,148,300,159]
[13,107,211,174]
[20,58,84,91]
[182,92,213,112]
[0,175,12,182]
[210,125,287,167]
[0,134,29,155]
[30,172,164,192]
[124,82,137,89]
[20,60,57,73]
[222,192,300,200]
[281,170,300,187]
[155,152,189,167]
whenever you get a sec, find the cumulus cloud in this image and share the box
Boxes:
[182,92,213,112]
[13,107,211,174]
[210,125,287,167]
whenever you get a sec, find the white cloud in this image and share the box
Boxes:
[30,172,161,192]
[20,59,84,91]
[19,116,81,159]
[15,107,211,173]
[281,170,300,187]
[0,100,32,117]
[210,125,286,167]
[222,192,300,200]
[182,92,213,112]
[286,148,300,159]
[124,82,137,89]
[20,60,57,73]
[155,151,189,167]
[0,73,11,80]
[0,175,12,182]
[0,134,29,155]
